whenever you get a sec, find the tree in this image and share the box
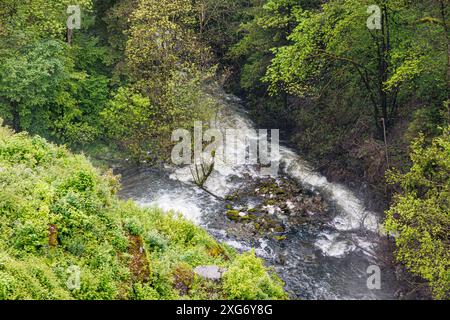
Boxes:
[0,0,92,43]
[416,0,449,97]
[0,0,101,138]
[229,0,308,91]
[0,40,69,132]
[386,126,450,299]
[125,0,210,97]
[226,0,316,129]
[193,0,250,59]
[101,66,215,164]
[264,0,448,135]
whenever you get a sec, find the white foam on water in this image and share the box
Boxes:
[164,94,381,260]
[136,193,203,225]
[225,239,250,251]
[224,238,274,259]
[282,149,380,234]
[354,236,376,254]
[256,238,275,258]
[315,232,357,258]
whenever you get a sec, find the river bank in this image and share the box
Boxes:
[232,92,433,300]
[112,91,429,299]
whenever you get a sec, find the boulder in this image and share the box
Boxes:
[193,265,227,281]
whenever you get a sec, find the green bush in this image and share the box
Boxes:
[145,231,168,253]
[386,127,450,299]
[0,124,286,300]
[0,253,72,300]
[124,217,144,236]
[223,251,287,300]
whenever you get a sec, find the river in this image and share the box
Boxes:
[117,92,407,300]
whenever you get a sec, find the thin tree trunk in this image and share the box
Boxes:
[439,0,450,96]
[381,117,390,168]
[380,5,389,128]
[11,103,21,132]
[67,27,73,45]
[199,2,206,38]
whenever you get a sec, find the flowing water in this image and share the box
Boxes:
[118,93,404,300]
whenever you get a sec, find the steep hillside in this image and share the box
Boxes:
[0,122,286,300]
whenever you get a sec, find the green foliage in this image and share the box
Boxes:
[0,124,286,300]
[102,65,216,163]
[386,127,450,299]
[194,0,250,58]
[264,0,447,125]
[0,1,113,148]
[223,251,287,300]
[125,0,209,92]
[0,0,92,42]
[0,253,73,300]
[229,0,305,91]
[0,0,218,163]
[0,40,69,132]
[124,217,144,236]
[51,72,110,148]
[145,231,168,253]
[1,0,448,302]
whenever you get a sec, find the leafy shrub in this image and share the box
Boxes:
[145,231,168,253]
[124,217,144,236]
[386,127,450,299]
[0,124,286,300]
[0,254,72,300]
[223,251,287,300]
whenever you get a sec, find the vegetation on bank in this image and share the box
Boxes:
[0,0,448,299]
[223,0,449,299]
[385,127,450,299]
[0,122,286,300]
[227,0,449,188]
[0,0,216,164]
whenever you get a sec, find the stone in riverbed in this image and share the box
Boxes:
[193,266,227,281]
[274,235,287,241]
[226,210,240,220]
[226,209,255,222]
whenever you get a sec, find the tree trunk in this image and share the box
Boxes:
[199,2,206,38]
[374,4,392,138]
[11,102,21,132]
[439,0,450,96]
[380,5,390,127]
[67,27,73,45]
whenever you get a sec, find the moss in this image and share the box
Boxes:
[206,244,229,261]
[264,199,277,206]
[226,210,256,222]
[226,210,240,221]
[225,194,239,201]
[253,218,286,234]
[274,225,285,233]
